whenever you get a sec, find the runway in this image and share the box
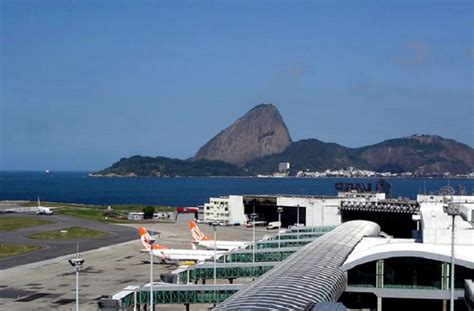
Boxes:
[0,213,139,269]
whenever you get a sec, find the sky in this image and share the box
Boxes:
[1,0,473,171]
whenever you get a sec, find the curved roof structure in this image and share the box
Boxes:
[341,238,474,271]
[214,220,380,310]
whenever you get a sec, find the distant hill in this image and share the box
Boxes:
[244,139,370,174]
[193,104,292,166]
[94,104,474,177]
[92,156,247,177]
[358,135,474,175]
[245,135,474,175]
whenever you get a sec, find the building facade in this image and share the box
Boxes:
[203,197,231,224]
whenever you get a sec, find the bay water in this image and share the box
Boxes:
[1,171,472,207]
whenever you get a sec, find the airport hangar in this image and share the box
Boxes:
[201,189,419,238]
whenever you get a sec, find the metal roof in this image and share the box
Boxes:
[214,220,380,310]
[341,200,419,213]
[341,237,474,271]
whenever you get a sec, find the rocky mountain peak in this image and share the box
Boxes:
[193,103,292,166]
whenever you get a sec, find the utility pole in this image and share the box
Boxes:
[277,207,283,249]
[296,205,300,240]
[250,213,258,263]
[149,238,155,311]
[68,244,84,311]
[208,221,220,285]
[444,203,460,311]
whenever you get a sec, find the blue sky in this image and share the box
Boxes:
[1,0,473,170]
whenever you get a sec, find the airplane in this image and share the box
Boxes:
[188,221,249,251]
[138,226,226,264]
[36,197,53,215]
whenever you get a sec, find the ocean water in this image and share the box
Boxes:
[0,171,472,207]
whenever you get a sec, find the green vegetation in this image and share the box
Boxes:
[93,135,473,176]
[0,244,43,258]
[246,139,371,175]
[25,201,175,222]
[142,206,155,219]
[0,217,54,232]
[93,155,248,177]
[57,208,107,222]
[28,226,108,240]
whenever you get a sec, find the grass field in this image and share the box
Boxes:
[0,244,43,258]
[0,217,55,232]
[28,226,109,240]
[22,201,175,222]
[56,208,110,222]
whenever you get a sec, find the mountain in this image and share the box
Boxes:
[94,104,474,177]
[246,135,474,175]
[244,139,370,174]
[92,156,247,177]
[193,104,292,166]
[358,135,474,175]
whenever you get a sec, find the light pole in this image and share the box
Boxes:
[208,221,220,285]
[296,205,300,240]
[68,253,84,311]
[148,238,155,311]
[444,203,460,311]
[277,207,283,249]
[250,213,258,263]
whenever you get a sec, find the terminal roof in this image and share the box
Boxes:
[214,220,380,310]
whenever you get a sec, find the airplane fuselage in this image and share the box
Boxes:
[152,248,225,263]
[196,240,248,251]
[37,207,53,215]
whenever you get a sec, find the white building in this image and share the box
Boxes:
[203,197,231,224]
[127,212,144,221]
[278,162,290,173]
[210,193,385,227]
[418,194,474,245]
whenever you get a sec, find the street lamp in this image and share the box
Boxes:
[68,253,84,311]
[148,238,156,311]
[208,221,221,285]
[296,205,300,240]
[250,213,259,263]
[444,203,460,311]
[277,207,283,249]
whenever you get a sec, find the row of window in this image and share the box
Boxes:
[205,206,228,211]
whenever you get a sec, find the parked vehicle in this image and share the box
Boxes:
[266,221,281,230]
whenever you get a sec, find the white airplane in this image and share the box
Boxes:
[36,197,53,215]
[188,221,248,251]
[138,226,226,264]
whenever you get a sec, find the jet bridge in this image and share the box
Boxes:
[265,231,326,240]
[174,262,277,284]
[251,237,315,249]
[219,246,299,263]
[106,284,244,310]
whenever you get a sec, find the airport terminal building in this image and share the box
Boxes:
[107,190,474,310]
[199,191,474,310]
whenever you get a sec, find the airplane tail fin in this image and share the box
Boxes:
[37,196,40,208]
[188,221,209,241]
[138,227,168,250]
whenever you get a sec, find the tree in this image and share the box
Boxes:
[143,206,155,219]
